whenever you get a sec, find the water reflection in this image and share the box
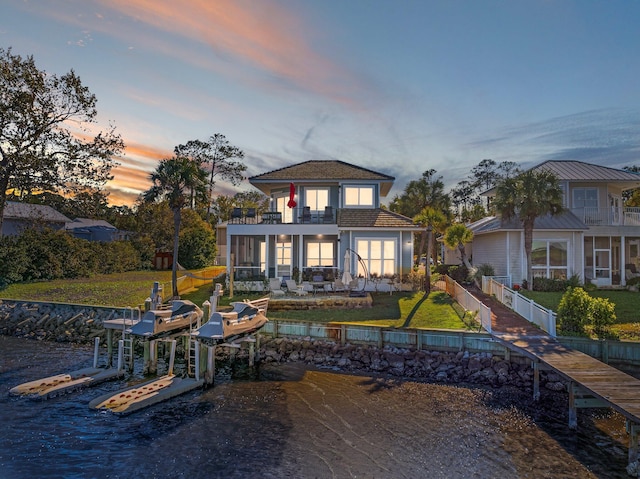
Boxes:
[0,336,629,478]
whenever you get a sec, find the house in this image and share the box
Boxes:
[218,160,420,285]
[467,160,640,287]
[1,201,71,236]
[66,218,129,242]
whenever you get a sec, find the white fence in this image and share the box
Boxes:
[443,276,492,333]
[482,276,557,337]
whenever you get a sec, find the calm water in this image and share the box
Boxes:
[0,336,630,478]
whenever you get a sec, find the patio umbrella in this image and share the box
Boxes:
[287,182,297,208]
[342,250,353,285]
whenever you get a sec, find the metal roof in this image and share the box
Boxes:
[469,210,588,235]
[3,202,71,223]
[534,160,640,183]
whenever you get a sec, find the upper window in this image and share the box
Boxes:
[573,188,598,209]
[305,189,329,212]
[344,186,374,207]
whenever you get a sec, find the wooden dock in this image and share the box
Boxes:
[477,287,640,473]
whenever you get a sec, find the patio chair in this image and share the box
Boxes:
[269,278,285,297]
[322,206,334,223]
[300,206,311,223]
[332,279,346,293]
[230,207,243,224]
[626,264,640,280]
[285,279,308,296]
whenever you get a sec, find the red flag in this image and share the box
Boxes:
[287,182,297,208]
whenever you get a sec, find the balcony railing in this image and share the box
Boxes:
[570,207,640,227]
[228,207,336,225]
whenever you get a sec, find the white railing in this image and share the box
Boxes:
[443,276,492,333]
[570,207,640,226]
[482,276,557,337]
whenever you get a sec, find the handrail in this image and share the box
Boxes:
[443,275,492,333]
[482,276,557,337]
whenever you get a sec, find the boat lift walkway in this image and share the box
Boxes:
[467,285,640,473]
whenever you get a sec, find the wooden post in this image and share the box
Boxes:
[106,329,113,367]
[533,361,540,401]
[168,340,177,376]
[341,324,346,346]
[143,340,150,374]
[149,340,158,375]
[249,341,255,367]
[628,421,640,468]
[230,253,235,299]
[205,345,215,385]
[568,382,577,430]
[601,340,609,364]
[255,334,261,362]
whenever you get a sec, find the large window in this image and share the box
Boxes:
[531,240,568,279]
[306,241,334,267]
[356,239,396,277]
[573,188,598,209]
[344,186,374,207]
[275,196,293,223]
[305,188,329,212]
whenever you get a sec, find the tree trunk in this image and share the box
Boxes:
[523,219,534,290]
[425,227,432,293]
[171,207,181,299]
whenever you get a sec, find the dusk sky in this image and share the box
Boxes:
[3,0,640,206]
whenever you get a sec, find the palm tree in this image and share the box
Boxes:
[144,156,207,298]
[492,169,563,290]
[414,207,446,293]
[444,223,474,271]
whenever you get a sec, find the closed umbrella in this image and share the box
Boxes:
[342,250,353,285]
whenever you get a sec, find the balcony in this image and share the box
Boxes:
[570,207,640,227]
[228,206,336,225]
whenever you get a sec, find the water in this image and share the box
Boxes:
[0,336,630,478]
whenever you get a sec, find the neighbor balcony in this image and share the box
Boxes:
[570,207,640,227]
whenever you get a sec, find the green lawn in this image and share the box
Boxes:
[523,289,640,340]
[1,272,472,331]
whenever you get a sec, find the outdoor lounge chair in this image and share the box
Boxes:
[269,278,285,297]
[285,279,308,296]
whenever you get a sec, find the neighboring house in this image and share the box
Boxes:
[65,218,129,242]
[467,160,640,288]
[1,201,71,236]
[218,160,420,283]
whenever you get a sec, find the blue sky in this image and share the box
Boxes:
[2,0,639,205]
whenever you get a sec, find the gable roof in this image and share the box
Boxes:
[3,202,71,223]
[533,160,640,185]
[468,211,588,235]
[250,160,395,196]
[338,208,419,229]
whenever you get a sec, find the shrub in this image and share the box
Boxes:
[557,286,617,338]
[448,264,470,284]
[474,263,494,282]
[557,287,591,334]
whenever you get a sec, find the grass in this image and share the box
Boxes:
[0,271,174,307]
[522,289,640,341]
[1,272,472,331]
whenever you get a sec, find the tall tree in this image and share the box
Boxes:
[493,169,563,290]
[144,156,207,298]
[0,48,123,232]
[174,135,247,220]
[413,207,446,293]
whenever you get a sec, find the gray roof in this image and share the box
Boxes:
[468,210,588,235]
[338,208,419,229]
[66,218,116,230]
[533,160,640,184]
[250,160,395,196]
[3,202,71,223]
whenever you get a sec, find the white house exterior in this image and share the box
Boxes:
[219,160,420,284]
[469,160,640,288]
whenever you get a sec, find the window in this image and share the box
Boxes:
[356,239,396,277]
[344,186,374,207]
[306,241,334,267]
[275,196,293,223]
[276,240,292,277]
[531,240,568,279]
[573,188,598,209]
[305,189,329,212]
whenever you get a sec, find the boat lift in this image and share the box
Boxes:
[9,337,126,398]
[90,284,267,415]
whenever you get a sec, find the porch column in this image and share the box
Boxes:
[298,233,304,278]
[622,235,627,285]
[265,234,271,278]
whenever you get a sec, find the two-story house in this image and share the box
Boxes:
[465,160,640,287]
[218,160,420,287]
